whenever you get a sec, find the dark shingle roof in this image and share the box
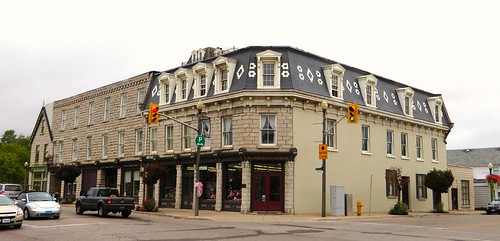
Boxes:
[447,147,500,167]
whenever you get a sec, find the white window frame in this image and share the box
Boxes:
[322,63,345,99]
[159,73,175,104]
[396,87,415,117]
[88,102,95,125]
[183,125,191,150]
[357,74,378,108]
[135,129,143,155]
[256,50,281,89]
[260,114,277,146]
[102,133,109,158]
[150,127,158,154]
[416,174,427,199]
[222,116,233,147]
[461,180,470,205]
[165,125,174,152]
[361,125,370,153]
[192,62,214,99]
[73,106,79,128]
[212,56,237,94]
[326,119,336,150]
[174,68,194,102]
[86,136,92,160]
[119,94,127,118]
[427,96,443,124]
[103,98,111,122]
[60,110,66,131]
[416,135,423,161]
[431,138,438,162]
[72,139,78,161]
[118,132,125,157]
[401,132,409,159]
[387,130,394,157]
[137,89,145,114]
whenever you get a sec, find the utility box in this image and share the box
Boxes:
[345,194,353,216]
[330,185,345,216]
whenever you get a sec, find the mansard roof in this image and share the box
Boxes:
[144,46,452,127]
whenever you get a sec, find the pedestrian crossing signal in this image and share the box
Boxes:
[347,103,358,124]
[148,103,159,124]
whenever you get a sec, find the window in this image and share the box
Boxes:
[431,138,438,161]
[387,130,394,156]
[193,62,214,98]
[357,75,378,107]
[181,78,187,99]
[461,180,470,205]
[118,132,125,157]
[60,110,66,131]
[326,119,336,149]
[212,56,237,94]
[174,68,193,102]
[86,136,92,160]
[434,105,439,122]
[158,72,175,104]
[183,125,191,150]
[123,170,140,198]
[119,94,127,118]
[102,133,109,158]
[73,106,80,128]
[150,127,158,153]
[416,174,427,199]
[58,142,64,162]
[164,83,170,102]
[256,50,281,89]
[401,133,408,158]
[43,144,48,162]
[396,87,414,117]
[362,125,370,152]
[88,102,94,125]
[103,98,111,121]
[222,117,233,146]
[35,145,40,163]
[137,90,145,114]
[427,96,443,123]
[165,125,174,151]
[135,129,143,154]
[331,75,339,97]
[260,114,276,145]
[41,120,45,133]
[200,74,207,96]
[386,169,397,197]
[72,139,78,161]
[416,135,423,160]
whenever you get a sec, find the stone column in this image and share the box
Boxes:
[175,164,182,209]
[284,161,295,214]
[215,162,223,211]
[240,160,251,214]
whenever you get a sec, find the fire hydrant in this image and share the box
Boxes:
[356,200,363,216]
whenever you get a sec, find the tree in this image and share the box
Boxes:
[54,165,82,202]
[425,168,454,209]
[142,163,167,199]
[385,167,409,203]
[0,130,30,184]
[1,130,17,143]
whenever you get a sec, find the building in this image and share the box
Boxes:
[28,103,54,191]
[448,147,500,208]
[30,46,453,215]
[447,165,474,211]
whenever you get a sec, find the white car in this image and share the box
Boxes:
[0,194,23,228]
[15,191,61,219]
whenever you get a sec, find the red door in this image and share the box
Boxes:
[252,173,283,212]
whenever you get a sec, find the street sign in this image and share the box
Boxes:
[319,144,328,160]
[195,135,205,147]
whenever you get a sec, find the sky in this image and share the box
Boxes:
[0,0,498,150]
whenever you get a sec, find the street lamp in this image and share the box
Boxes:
[320,100,328,217]
[489,162,494,201]
[24,161,29,190]
[193,100,204,216]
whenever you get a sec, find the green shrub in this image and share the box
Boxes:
[432,201,446,213]
[389,201,408,215]
[142,199,157,212]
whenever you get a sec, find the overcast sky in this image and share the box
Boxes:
[1,0,498,150]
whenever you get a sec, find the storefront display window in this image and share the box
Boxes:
[160,165,176,208]
[223,163,242,211]
[124,170,140,199]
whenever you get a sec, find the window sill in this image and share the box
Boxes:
[222,145,234,150]
[386,154,396,159]
[201,147,211,151]
[417,158,425,162]
[401,157,410,161]
[165,150,174,155]
[328,147,338,152]
[183,148,192,153]
[418,198,427,201]
[361,151,372,156]
[151,151,158,155]
[387,196,397,199]
[432,160,439,164]
[135,152,143,156]
[257,145,278,149]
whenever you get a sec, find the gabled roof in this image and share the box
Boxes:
[447,147,500,167]
[29,103,53,146]
[144,46,452,127]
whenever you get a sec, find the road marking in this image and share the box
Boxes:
[23,222,108,229]
[444,221,500,230]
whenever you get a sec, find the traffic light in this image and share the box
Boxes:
[148,103,159,124]
[347,103,358,124]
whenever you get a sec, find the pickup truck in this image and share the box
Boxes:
[75,187,136,218]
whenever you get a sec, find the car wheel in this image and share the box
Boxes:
[13,224,22,229]
[23,209,31,220]
[487,211,492,215]
[97,205,108,217]
[53,215,60,219]
[121,210,131,218]
[76,203,84,215]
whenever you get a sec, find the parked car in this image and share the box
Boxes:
[0,194,23,228]
[0,184,23,199]
[14,191,61,219]
[486,200,500,214]
[75,187,135,218]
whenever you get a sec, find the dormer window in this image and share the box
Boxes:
[396,87,415,117]
[256,50,281,89]
[158,73,175,104]
[174,68,194,102]
[427,96,443,123]
[212,56,237,94]
[357,75,378,107]
[323,64,345,99]
[190,49,206,64]
[192,62,214,99]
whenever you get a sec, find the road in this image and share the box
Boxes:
[1,206,499,240]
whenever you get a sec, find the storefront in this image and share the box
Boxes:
[251,162,284,212]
